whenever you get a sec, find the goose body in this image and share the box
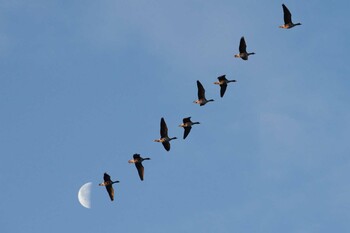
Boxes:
[99,173,119,201]
[234,37,255,60]
[128,153,150,181]
[179,117,200,139]
[154,117,177,151]
[194,80,214,106]
[279,4,301,29]
[214,75,236,97]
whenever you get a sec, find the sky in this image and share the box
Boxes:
[1,1,350,232]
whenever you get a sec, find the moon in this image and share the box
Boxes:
[78,182,92,209]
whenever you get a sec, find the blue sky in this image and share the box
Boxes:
[1,1,350,232]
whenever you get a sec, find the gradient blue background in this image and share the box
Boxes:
[1,1,350,232]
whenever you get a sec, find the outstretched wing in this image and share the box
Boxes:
[103,173,111,182]
[220,84,228,98]
[160,117,168,138]
[197,80,205,99]
[162,141,170,151]
[282,4,292,24]
[239,37,247,53]
[183,117,191,124]
[135,163,144,181]
[183,126,192,139]
[133,153,141,160]
[218,75,227,82]
[106,185,114,201]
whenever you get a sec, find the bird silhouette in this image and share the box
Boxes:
[154,117,177,151]
[99,173,119,201]
[279,4,301,29]
[194,80,214,106]
[128,154,150,181]
[179,117,200,139]
[214,75,236,97]
[234,37,255,60]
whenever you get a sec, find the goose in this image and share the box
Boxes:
[214,75,236,98]
[234,37,255,60]
[99,173,119,201]
[179,117,200,139]
[154,117,177,151]
[279,4,301,29]
[194,80,214,106]
[128,153,150,181]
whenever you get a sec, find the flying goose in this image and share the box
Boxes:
[214,75,236,98]
[179,117,200,139]
[194,80,214,106]
[234,37,255,60]
[154,117,177,151]
[99,173,119,201]
[128,153,150,181]
[279,4,301,29]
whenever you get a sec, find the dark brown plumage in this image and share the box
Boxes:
[234,37,255,60]
[128,154,150,181]
[179,117,200,139]
[194,80,214,106]
[214,75,236,98]
[99,173,119,201]
[154,117,177,151]
[280,4,301,29]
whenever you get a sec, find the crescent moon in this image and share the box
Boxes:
[78,182,92,209]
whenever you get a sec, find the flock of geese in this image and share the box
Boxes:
[98,3,302,202]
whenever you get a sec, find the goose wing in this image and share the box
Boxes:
[162,141,170,151]
[133,153,141,161]
[105,184,114,201]
[135,162,144,181]
[220,84,228,98]
[239,37,247,53]
[197,80,205,99]
[160,117,168,138]
[103,173,111,182]
[282,4,292,24]
[217,75,227,82]
[183,126,192,139]
[183,117,191,124]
